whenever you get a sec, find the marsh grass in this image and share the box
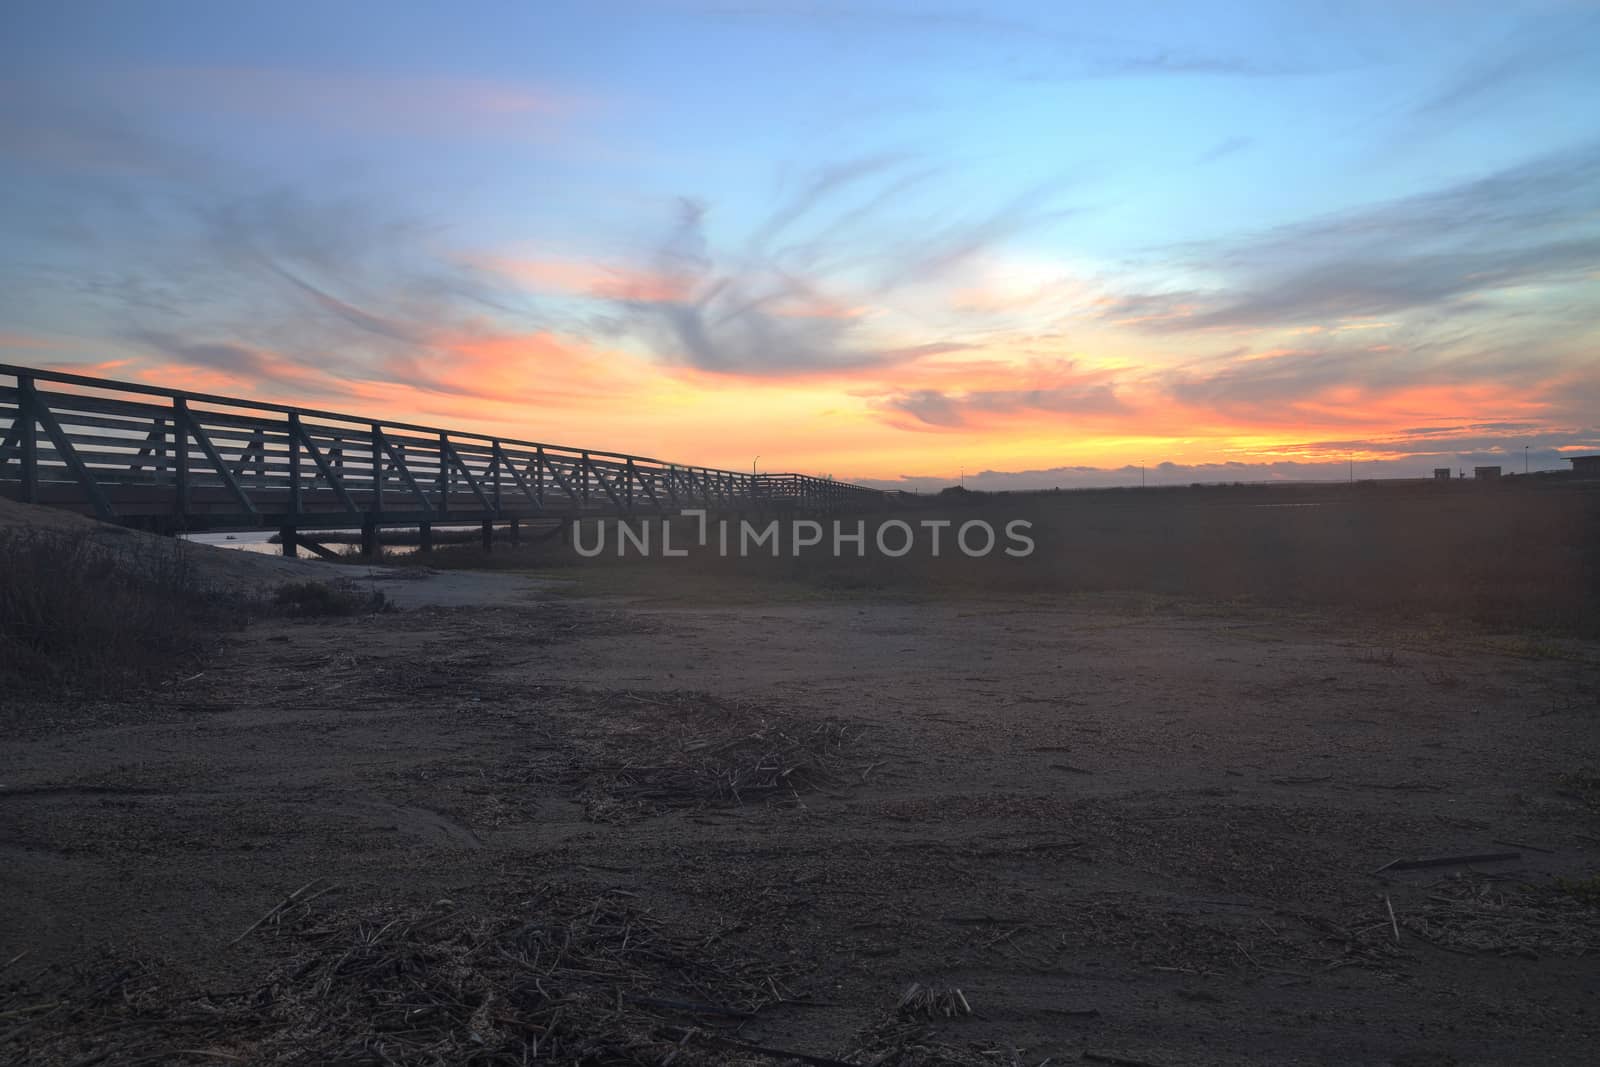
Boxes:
[0,527,235,694]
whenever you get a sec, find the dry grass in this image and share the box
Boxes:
[1397,873,1600,957]
[272,578,389,618]
[0,527,234,695]
[527,690,862,822]
[0,527,397,700]
[1,884,997,1067]
[2,885,800,1066]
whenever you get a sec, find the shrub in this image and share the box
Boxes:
[272,579,387,617]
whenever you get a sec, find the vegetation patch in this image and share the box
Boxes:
[271,578,388,618]
[1,885,807,1066]
[0,528,234,696]
[498,689,865,822]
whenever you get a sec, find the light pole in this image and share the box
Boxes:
[752,455,760,477]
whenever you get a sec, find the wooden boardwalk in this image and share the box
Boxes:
[0,364,883,555]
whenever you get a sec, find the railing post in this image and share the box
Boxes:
[492,440,503,515]
[17,373,37,504]
[625,458,635,513]
[370,423,384,516]
[437,432,449,515]
[536,446,546,507]
[173,397,189,516]
[288,413,302,518]
[581,452,591,508]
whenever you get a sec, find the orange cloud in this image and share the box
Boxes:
[17,308,1591,485]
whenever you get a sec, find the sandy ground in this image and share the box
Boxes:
[3,557,1600,1065]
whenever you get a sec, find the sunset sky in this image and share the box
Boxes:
[2,1,1596,489]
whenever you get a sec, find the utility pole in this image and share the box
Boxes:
[1141,464,1146,488]
[1525,445,1529,475]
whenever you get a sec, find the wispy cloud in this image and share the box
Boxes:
[1158,330,1598,441]
[1409,9,1598,128]
[596,161,1072,375]
[465,154,1073,377]
[1196,135,1253,164]
[63,67,585,145]
[687,2,1340,82]
[879,357,1129,429]
[126,330,347,396]
[0,88,208,176]
[0,91,609,408]
[885,382,1127,428]
[1110,142,1600,335]
[0,333,63,350]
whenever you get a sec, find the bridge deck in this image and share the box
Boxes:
[0,364,882,535]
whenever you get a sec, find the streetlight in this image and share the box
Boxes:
[752,455,760,477]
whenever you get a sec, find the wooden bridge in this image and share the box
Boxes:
[0,364,884,556]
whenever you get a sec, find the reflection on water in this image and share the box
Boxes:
[181,531,288,556]
[181,528,479,557]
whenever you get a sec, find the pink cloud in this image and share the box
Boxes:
[0,334,66,351]
[474,256,692,303]
[123,68,593,140]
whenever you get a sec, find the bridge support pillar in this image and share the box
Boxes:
[481,519,493,552]
[419,522,433,554]
[360,520,378,559]
[279,526,297,558]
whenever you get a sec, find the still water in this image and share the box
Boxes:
[180,527,483,557]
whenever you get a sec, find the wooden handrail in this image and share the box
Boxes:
[0,363,885,526]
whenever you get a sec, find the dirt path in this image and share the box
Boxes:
[3,583,1598,1065]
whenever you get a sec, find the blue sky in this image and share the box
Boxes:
[2,1,1596,485]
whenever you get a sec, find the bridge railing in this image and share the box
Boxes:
[0,364,884,527]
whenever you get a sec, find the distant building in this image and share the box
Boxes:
[1433,468,1451,481]
[1475,466,1502,480]
[1569,455,1600,477]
